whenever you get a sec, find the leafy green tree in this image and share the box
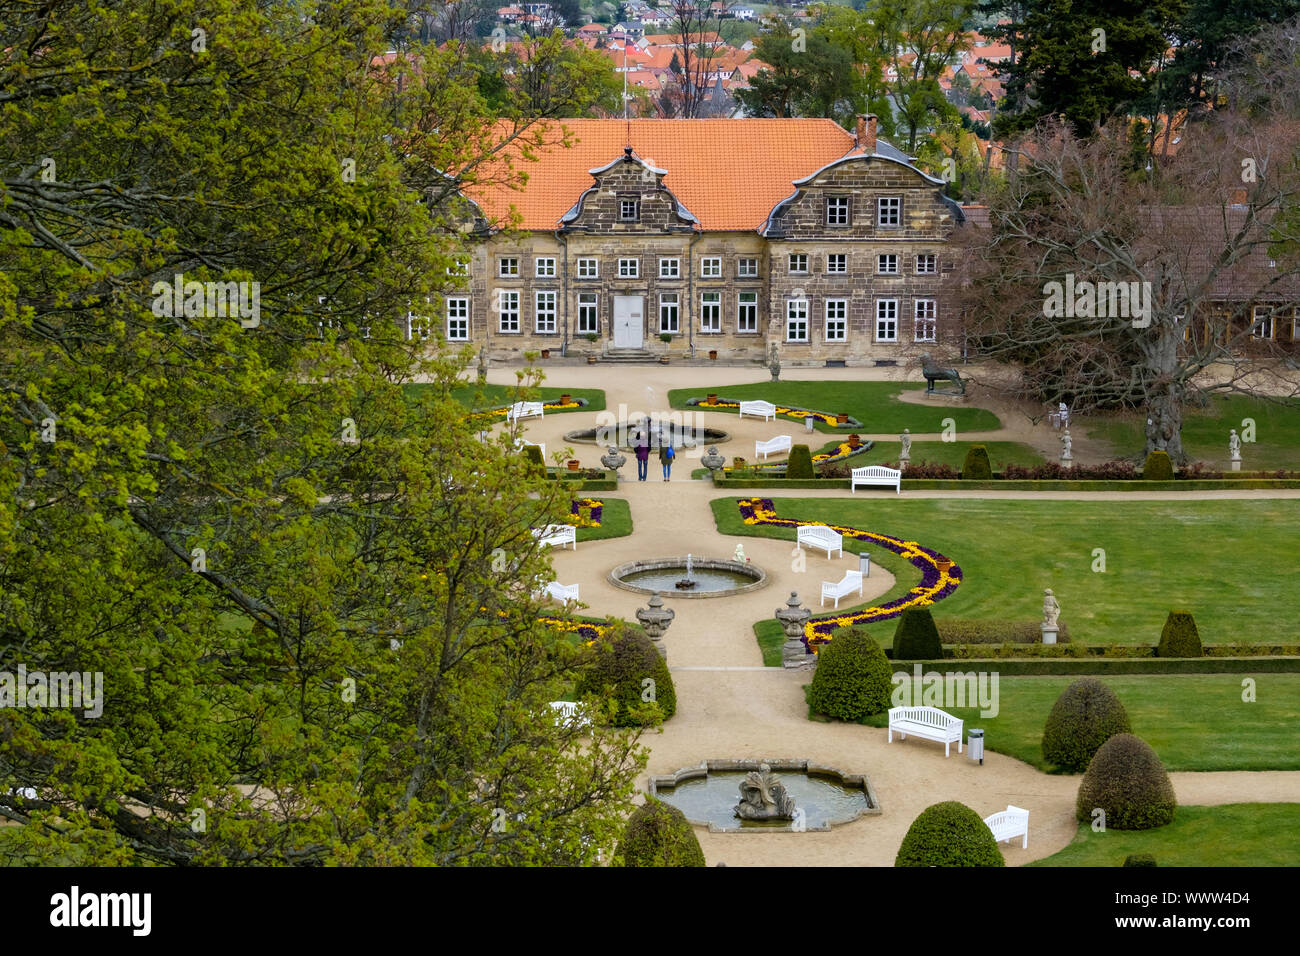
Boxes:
[0,0,645,866]
[735,24,855,121]
[874,0,974,153]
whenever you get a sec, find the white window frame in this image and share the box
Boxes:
[826,196,850,226]
[408,307,430,341]
[875,298,898,342]
[915,253,938,275]
[825,299,847,341]
[619,198,640,222]
[788,253,808,274]
[446,258,470,277]
[736,291,758,333]
[618,257,640,279]
[826,253,847,274]
[877,254,899,275]
[877,196,901,227]
[700,256,722,278]
[659,293,680,334]
[445,297,469,341]
[535,290,557,334]
[659,257,680,279]
[577,257,599,279]
[737,257,758,278]
[1251,305,1274,339]
[535,257,556,278]
[914,298,937,343]
[577,293,599,334]
[786,298,809,342]
[498,256,519,278]
[497,290,520,333]
[700,291,722,332]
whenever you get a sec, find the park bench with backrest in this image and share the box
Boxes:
[851,465,901,494]
[920,353,965,395]
[755,435,792,460]
[506,400,545,423]
[796,524,842,559]
[888,705,964,756]
[738,399,777,421]
[533,524,576,550]
[820,570,863,608]
[548,701,592,731]
[535,581,579,603]
[983,805,1029,849]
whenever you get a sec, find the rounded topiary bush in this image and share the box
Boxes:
[808,627,893,721]
[1143,450,1174,480]
[1041,678,1132,772]
[1123,853,1158,867]
[786,443,814,479]
[1157,610,1202,658]
[961,444,993,480]
[575,627,676,727]
[892,607,943,660]
[616,799,706,867]
[895,801,1006,867]
[1075,733,1177,830]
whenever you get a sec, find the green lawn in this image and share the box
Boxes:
[851,440,1045,470]
[405,382,607,414]
[1031,804,1300,866]
[668,381,1001,434]
[1087,394,1300,469]
[575,497,631,542]
[850,675,1300,772]
[713,496,1300,645]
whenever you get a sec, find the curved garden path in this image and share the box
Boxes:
[485,363,1300,866]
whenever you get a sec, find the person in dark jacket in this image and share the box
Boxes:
[659,442,675,481]
[634,435,650,481]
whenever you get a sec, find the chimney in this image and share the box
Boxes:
[1228,187,1248,207]
[856,114,878,153]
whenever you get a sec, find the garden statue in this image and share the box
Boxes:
[734,763,797,821]
[1229,429,1241,460]
[733,543,746,563]
[899,428,912,459]
[1060,428,1073,461]
[476,347,488,384]
[1042,588,1061,627]
[768,342,781,382]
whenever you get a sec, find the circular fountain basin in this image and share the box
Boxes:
[649,759,881,833]
[609,557,767,599]
[563,420,730,450]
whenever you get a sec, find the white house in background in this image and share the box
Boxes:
[497,6,525,22]
[522,2,552,14]
[729,4,756,19]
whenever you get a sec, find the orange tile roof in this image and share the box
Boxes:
[465,119,860,232]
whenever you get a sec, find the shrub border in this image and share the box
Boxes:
[712,475,1300,491]
[887,657,1300,675]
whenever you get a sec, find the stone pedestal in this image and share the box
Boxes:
[898,454,910,472]
[775,592,814,670]
[1060,455,1073,469]
[1041,624,1058,645]
[1231,455,1242,472]
[635,592,674,660]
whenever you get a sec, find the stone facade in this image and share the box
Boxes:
[427,143,966,366]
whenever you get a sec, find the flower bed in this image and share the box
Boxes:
[468,397,587,426]
[737,497,961,652]
[563,497,604,528]
[687,397,861,428]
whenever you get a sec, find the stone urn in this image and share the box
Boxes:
[635,591,675,659]
[700,446,726,473]
[600,445,627,476]
[775,592,813,669]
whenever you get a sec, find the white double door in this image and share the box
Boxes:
[612,295,644,349]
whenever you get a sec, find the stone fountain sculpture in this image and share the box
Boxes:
[635,591,674,659]
[734,763,797,821]
[601,444,627,476]
[776,591,813,669]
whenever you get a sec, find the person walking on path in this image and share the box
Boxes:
[634,435,650,481]
[659,442,675,481]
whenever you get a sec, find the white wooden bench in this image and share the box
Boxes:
[888,705,963,756]
[506,400,545,424]
[738,399,777,421]
[984,805,1029,849]
[820,570,863,608]
[515,437,546,461]
[549,701,592,731]
[796,524,842,559]
[755,434,792,460]
[532,524,576,550]
[851,465,901,494]
[535,581,579,603]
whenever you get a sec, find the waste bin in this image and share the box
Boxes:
[805,414,815,433]
[858,552,871,577]
[968,729,984,765]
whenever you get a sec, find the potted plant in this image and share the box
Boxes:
[540,348,550,359]
[708,349,718,360]
[847,433,861,449]
[559,393,571,405]
[567,459,581,472]
[706,392,718,404]
[836,412,849,425]
[584,332,599,364]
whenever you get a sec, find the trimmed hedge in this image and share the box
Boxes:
[938,619,1072,644]
[961,444,993,480]
[807,627,893,721]
[890,657,1300,675]
[896,802,1006,867]
[893,607,943,660]
[1123,853,1158,867]
[522,444,546,477]
[576,628,677,727]
[1143,450,1175,480]
[1075,733,1177,830]
[617,800,706,867]
[711,475,1300,491]
[1041,678,1132,772]
[1158,610,1203,658]
[786,444,815,479]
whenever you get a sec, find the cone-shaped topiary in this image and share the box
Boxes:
[575,627,676,727]
[617,799,706,867]
[808,628,893,721]
[786,444,814,479]
[895,801,1006,867]
[522,443,546,477]
[1075,733,1177,830]
[1143,450,1174,480]
[1041,678,1132,772]
[1157,610,1202,658]
[892,607,943,660]
[1123,853,1158,867]
[961,444,993,479]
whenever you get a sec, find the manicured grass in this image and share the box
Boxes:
[713,496,1300,645]
[575,497,631,542]
[852,675,1300,772]
[756,619,785,666]
[668,381,1001,434]
[851,440,1045,470]
[1087,394,1300,469]
[1030,804,1300,867]
[405,382,607,414]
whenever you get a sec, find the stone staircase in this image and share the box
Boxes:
[598,348,657,363]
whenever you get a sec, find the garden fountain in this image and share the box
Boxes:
[675,553,696,590]
[610,554,767,599]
